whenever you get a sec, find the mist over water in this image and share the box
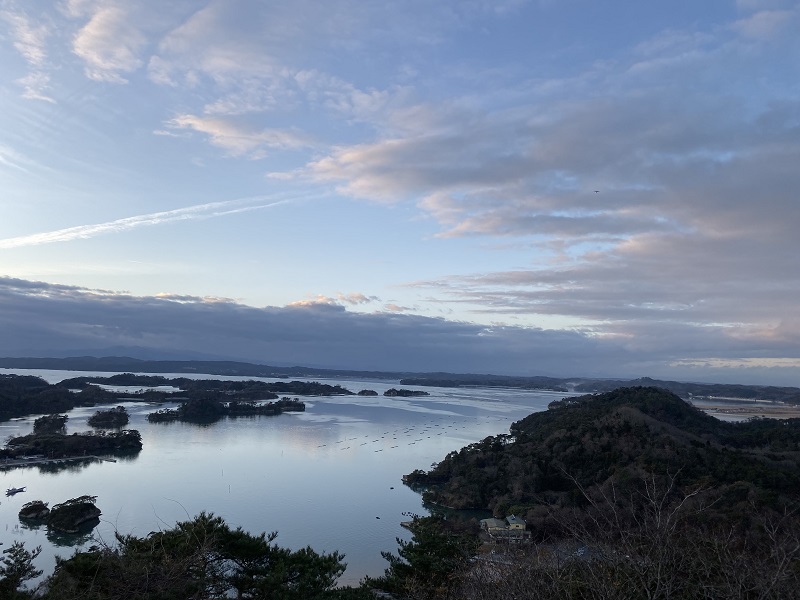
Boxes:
[0,370,567,585]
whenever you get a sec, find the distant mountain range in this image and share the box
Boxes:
[2,355,799,405]
[0,355,434,380]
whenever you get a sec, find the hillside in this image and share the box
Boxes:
[406,387,800,527]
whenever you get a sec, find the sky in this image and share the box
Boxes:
[1,0,799,385]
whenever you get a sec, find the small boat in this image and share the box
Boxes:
[5,487,26,496]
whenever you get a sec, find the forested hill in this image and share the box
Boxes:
[406,387,800,527]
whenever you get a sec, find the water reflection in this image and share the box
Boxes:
[18,516,100,547]
[0,370,567,586]
[3,449,141,477]
[35,459,99,475]
[45,520,100,547]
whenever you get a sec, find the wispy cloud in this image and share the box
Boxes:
[1,5,55,101]
[287,292,379,308]
[16,71,55,103]
[384,303,413,312]
[167,114,315,159]
[68,1,146,83]
[0,196,301,249]
[1,7,49,66]
[0,144,37,173]
[732,8,797,39]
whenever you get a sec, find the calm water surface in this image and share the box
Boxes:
[0,369,567,585]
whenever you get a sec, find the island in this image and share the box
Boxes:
[0,373,354,424]
[0,411,141,472]
[383,388,429,397]
[148,396,305,424]
[88,406,129,428]
[1,420,142,460]
[19,495,101,533]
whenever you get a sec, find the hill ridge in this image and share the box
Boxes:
[406,387,800,524]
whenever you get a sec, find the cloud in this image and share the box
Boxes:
[0,277,626,378]
[300,9,800,243]
[0,196,297,249]
[166,114,314,158]
[384,303,413,312]
[732,9,797,39]
[405,225,800,353]
[2,276,799,385]
[142,0,521,128]
[736,0,794,12]
[288,296,344,308]
[302,18,800,362]
[154,293,237,305]
[1,6,55,101]
[337,292,379,305]
[144,2,349,103]
[1,2,798,388]
[1,7,49,66]
[288,293,379,308]
[69,2,147,83]
[16,71,55,103]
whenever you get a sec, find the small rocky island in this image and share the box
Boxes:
[19,495,101,533]
[88,406,129,428]
[383,388,430,397]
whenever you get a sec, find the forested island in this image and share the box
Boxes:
[0,374,345,461]
[57,373,353,401]
[0,373,351,423]
[88,406,129,428]
[383,388,429,397]
[147,396,305,423]
[0,412,143,462]
[1,427,143,460]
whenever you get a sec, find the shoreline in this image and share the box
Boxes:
[698,404,800,420]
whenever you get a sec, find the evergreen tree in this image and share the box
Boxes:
[0,541,42,599]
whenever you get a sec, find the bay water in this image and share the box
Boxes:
[0,369,567,586]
